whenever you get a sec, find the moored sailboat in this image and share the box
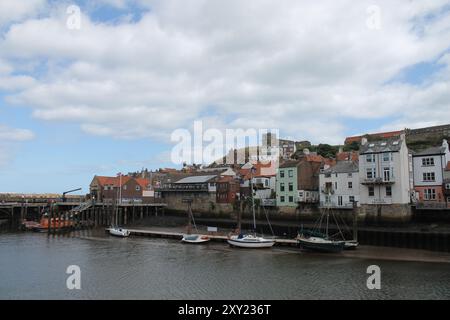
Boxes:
[296,204,358,253]
[227,165,275,249]
[109,227,130,237]
[181,198,210,244]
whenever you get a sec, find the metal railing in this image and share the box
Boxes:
[361,177,395,185]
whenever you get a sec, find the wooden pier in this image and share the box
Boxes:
[1,199,167,232]
[104,227,297,246]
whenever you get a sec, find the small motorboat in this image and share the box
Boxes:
[109,227,130,237]
[341,240,359,250]
[297,235,344,253]
[227,234,275,248]
[181,234,210,244]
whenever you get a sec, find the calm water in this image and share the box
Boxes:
[0,230,449,300]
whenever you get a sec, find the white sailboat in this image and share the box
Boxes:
[181,198,210,244]
[109,227,130,237]
[227,166,275,249]
[109,177,130,238]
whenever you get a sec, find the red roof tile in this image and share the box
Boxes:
[345,130,403,144]
[96,175,131,187]
[239,162,277,179]
[135,178,151,188]
[336,151,359,162]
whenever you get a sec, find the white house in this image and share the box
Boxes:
[319,161,360,209]
[412,139,450,204]
[359,135,412,205]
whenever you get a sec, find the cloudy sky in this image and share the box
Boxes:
[1,0,450,193]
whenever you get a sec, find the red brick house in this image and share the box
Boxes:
[90,175,152,203]
[216,176,240,204]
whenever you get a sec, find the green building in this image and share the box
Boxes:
[276,161,299,207]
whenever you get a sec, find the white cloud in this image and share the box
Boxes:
[0,0,46,27]
[0,125,35,168]
[0,0,450,146]
[0,124,35,141]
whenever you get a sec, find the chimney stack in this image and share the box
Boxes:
[361,137,368,146]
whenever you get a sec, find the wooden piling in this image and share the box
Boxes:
[48,205,52,234]
[58,210,62,233]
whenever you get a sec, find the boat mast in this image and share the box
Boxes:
[187,201,192,235]
[250,166,256,234]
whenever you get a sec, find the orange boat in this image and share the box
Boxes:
[33,215,75,232]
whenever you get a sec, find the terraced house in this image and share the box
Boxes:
[412,139,450,209]
[276,155,323,209]
[358,134,413,222]
[319,160,360,209]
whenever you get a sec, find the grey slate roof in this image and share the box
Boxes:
[359,138,403,154]
[174,175,217,184]
[412,146,446,156]
[323,161,359,174]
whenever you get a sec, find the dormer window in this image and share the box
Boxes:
[136,186,141,191]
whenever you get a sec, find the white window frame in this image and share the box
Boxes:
[368,186,375,197]
[386,186,392,197]
[423,172,436,182]
[366,168,376,179]
[424,189,436,200]
[383,167,393,182]
[366,154,375,163]
[422,158,435,167]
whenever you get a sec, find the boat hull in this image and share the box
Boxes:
[297,238,344,253]
[227,238,275,248]
[109,229,130,237]
[342,241,359,250]
[181,235,210,244]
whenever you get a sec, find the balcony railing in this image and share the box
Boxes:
[156,183,209,192]
[320,187,334,194]
[361,177,395,185]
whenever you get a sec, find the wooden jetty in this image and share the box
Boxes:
[1,198,167,232]
[104,227,297,246]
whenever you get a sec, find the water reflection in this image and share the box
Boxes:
[0,230,449,300]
